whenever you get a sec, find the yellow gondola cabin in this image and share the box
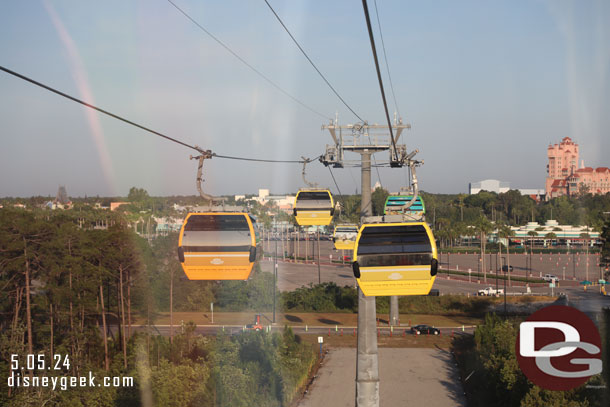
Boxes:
[333,224,358,250]
[352,221,438,296]
[177,212,257,280]
[293,189,334,226]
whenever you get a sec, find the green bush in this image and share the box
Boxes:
[280,282,357,312]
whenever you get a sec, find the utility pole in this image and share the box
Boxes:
[389,296,399,326]
[317,230,321,284]
[502,257,507,316]
[274,217,277,323]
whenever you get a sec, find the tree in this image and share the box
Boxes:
[474,216,493,282]
[580,230,592,281]
[578,182,590,197]
[453,222,468,246]
[0,209,54,357]
[436,218,452,248]
[544,232,557,247]
[527,231,538,251]
[601,218,610,280]
[128,186,150,202]
[456,194,466,222]
[371,187,389,216]
[497,223,515,286]
[158,237,176,345]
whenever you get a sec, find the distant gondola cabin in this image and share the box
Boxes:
[293,189,334,226]
[333,224,358,250]
[383,195,425,216]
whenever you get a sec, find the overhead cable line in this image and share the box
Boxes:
[0,65,201,153]
[262,0,365,123]
[166,0,330,121]
[373,0,401,118]
[361,0,398,160]
[0,65,310,164]
[214,153,316,164]
[327,166,345,205]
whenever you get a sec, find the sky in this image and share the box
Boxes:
[1,0,609,198]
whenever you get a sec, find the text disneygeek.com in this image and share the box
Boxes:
[8,371,134,391]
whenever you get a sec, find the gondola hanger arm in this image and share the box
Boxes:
[190,147,226,205]
[301,156,319,188]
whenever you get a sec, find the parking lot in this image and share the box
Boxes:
[261,237,605,284]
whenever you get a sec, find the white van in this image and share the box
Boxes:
[543,274,558,282]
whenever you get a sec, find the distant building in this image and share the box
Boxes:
[172,203,187,212]
[153,216,183,235]
[500,220,599,246]
[110,202,130,211]
[546,137,610,199]
[258,189,269,200]
[469,179,511,194]
[517,189,545,202]
[250,189,295,214]
[469,180,544,200]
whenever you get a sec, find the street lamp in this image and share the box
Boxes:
[273,215,277,323]
[501,257,507,316]
[495,249,499,293]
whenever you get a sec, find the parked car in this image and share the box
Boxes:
[501,265,514,272]
[543,274,559,282]
[478,287,504,296]
[409,325,440,335]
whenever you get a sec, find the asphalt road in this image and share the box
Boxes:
[298,348,466,407]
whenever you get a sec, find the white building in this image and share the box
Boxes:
[517,189,545,201]
[469,179,511,194]
[241,189,295,214]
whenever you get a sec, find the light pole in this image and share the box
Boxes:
[573,249,576,280]
[501,257,507,316]
[585,226,590,282]
[273,215,278,324]
[317,229,321,284]
[495,251,499,293]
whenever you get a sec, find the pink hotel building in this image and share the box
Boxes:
[546,137,610,199]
